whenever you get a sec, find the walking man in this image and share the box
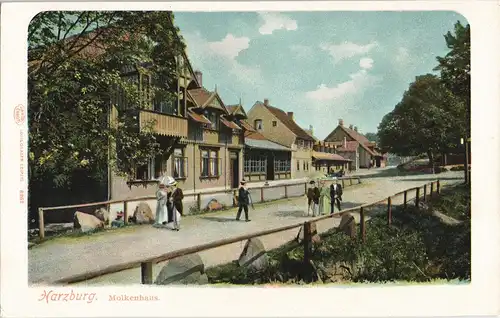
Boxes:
[330,180,343,214]
[236,180,251,222]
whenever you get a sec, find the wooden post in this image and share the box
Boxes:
[415,188,420,208]
[303,222,313,264]
[123,201,128,224]
[38,208,45,240]
[141,262,153,284]
[387,197,392,225]
[437,180,441,194]
[358,177,361,184]
[341,178,345,188]
[359,207,366,243]
[197,193,201,210]
[304,182,307,195]
[284,185,288,198]
[403,191,407,209]
[423,184,427,202]
[260,187,264,202]
[430,182,434,198]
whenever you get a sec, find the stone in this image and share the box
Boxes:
[338,213,356,238]
[238,238,269,271]
[155,254,207,285]
[73,211,104,233]
[94,207,109,224]
[133,202,154,224]
[45,223,73,235]
[111,219,125,228]
[206,199,223,211]
[296,223,321,244]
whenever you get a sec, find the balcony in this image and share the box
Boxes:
[139,110,188,138]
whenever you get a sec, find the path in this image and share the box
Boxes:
[28,170,463,285]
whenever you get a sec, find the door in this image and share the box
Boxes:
[230,151,239,189]
[266,153,275,180]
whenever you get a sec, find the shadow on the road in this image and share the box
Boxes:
[356,168,431,180]
[395,177,463,182]
[274,209,309,218]
[199,216,240,223]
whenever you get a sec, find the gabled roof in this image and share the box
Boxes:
[327,125,377,156]
[336,141,359,153]
[220,116,241,130]
[188,88,228,113]
[312,151,351,162]
[239,120,256,132]
[225,104,247,118]
[256,101,315,141]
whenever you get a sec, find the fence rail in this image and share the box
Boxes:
[50,179,440,285]
[37,177,362,239]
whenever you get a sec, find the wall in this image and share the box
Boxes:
[292,145,313,179]
[358,147,372,168]
[246,103,295,147]
[324,126,356,143]
[336,150,359,171]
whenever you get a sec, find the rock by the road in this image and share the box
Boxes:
[73,212,104,233]
[94,207,110,224]
[296,222,321,244]
[206,199,223,211]
[338,213,356,238]
[133,202,155,224]
[155,253,207,285]
[238,238,269,270]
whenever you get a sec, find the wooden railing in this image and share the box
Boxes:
[48,179,440,285]
[37,177,362,239]
[139,110,188,137]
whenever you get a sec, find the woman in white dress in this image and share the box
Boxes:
[153,182,169,227]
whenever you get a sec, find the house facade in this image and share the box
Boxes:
[312,141,351,174]
[246,99,315,179]
[324,119,386,170]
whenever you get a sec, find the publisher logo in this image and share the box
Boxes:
[14,104,25,125]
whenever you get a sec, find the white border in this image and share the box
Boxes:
[1,1,499,317]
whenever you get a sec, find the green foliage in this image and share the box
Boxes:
[364,132,379,143]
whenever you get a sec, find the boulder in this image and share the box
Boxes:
[206,199,223,211]
[94,207,109,224]
[296,223,321,244]
[338,213,356,238]
[73,211,104,233]
[238,238,269,271]
[155,254,207,285]
[111,219,125,228]
[133,202,155,224]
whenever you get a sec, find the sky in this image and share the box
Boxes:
[174,11,467,140]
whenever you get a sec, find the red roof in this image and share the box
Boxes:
[187,109,211,125]
[245,130,267,140]
[239,120,256,132]
[336,141,359,152]
[225,105,238,114]
[220,116,241,130]
[335,126,377,156]
[188,88,213,106]
[260,102,315,141]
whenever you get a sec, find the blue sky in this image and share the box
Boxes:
[174,11,467,139]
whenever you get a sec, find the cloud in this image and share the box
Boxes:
[290,44,313,58]
[359,57,374,69]
[182,32,261,84]
[320,41,378,63]
[258,12,298,35]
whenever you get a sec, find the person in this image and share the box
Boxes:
[307,180,320,216]
[154,182,169,228]
[236,180,251,222]
[166,176,181,231]
[171,180,184,217]
[318,180,331,215]
[312,181,321,216]
[329,180,343,214]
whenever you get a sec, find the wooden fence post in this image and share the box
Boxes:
[358,177,361,184]
[403,191,407,210]
[423,184,427,202]
[141,262,153,284]
[359,207,366,243]
[260,187,264,202]
[197,193,201,210]
[341,178,345,188]
[415,188,420,208]
[303,221,313,264]
[284,185,288,198]
[430,182,434,198]
[38,208,45,240]
[437,180,441,194]
[304,182,307,194]
[123,201,128,224]
[387,197,392,225]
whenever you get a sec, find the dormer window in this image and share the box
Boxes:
[254,119,263,131]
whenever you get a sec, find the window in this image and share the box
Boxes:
[274,159,291,173]
[173,148,188,179]
[297,160,300,171]
[299,139,304,148]
[244,156,266,174]
[205,111,219,130]
[306,161,309,171]
[135,157,158,180]
[201,149,219,177]
[254,119,263,130]
[272,121,277,127]
[303,161,306,170]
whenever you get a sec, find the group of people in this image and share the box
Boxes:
[306,179,343,217]
[154,176,184,231]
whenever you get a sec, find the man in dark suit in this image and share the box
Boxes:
[329,180,343,214]
[236,180,251,222]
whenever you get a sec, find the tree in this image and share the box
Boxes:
[364,132,379,144]
[28,12,186,217]
[377,74,465,165]
[434,21,470,136]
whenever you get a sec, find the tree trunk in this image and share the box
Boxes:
[427,150,435,173]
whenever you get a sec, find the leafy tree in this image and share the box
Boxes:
[364,132,379,143]
[377,74,465,164]
[28,11,185,215]
[434,21,470,136]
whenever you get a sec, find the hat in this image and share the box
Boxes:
[309,180,315,184]
[240,180,247,184]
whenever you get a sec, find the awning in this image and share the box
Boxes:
[312,151,351,162]
[245,138,291,152]
[220,116,241,130]
[187,109,212,125]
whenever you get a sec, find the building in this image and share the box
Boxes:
[324,119,386,170]
[312,141,352,174]
[246,99,315,179]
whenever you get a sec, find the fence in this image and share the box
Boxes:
[51,179,440,285]
[37,176,362,239]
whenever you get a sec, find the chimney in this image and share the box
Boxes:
[354,126,358,132]
[287,112,294,120]
[338,119,344,126]
[343,137,347,148]
[349,124,353,130]
[263,98,269,106]
[309,125,313,135]
[194,70,202,86]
